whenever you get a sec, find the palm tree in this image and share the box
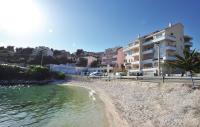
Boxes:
[168,48,200,88]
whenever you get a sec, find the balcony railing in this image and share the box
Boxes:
[184,41,193,46]
[163,56,176,61]
[142,40,154,46]
[142,48,154,54]
[142,59,153,64]
[165,46,176,51]
[123,43,139,52]
[153,35,176,42]
[132,52,139,56]
[132,61,139,64]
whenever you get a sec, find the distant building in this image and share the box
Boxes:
[102,47,124,71]
[84,56,97,67]
[123,23,193,75]
[32,46,53,57]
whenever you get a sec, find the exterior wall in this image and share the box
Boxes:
[165,23,184,57]
[101,47,121,67]
[116,48,124,68]
[49,64,107,75]
[123,23,193,75]
[85,56,97,67]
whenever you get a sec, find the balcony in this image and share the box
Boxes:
[132,52,139,56]
[132,44,140,49]
[142,59,153,64]
[165,46,176,51]
[184,41,193,46]
[123,44,139,52]
[142,40,153,46]
[123,46,132,52]
[163,56,176,61]
[132,61,139,65]
[142,49,154,54]
[153,35,176,42]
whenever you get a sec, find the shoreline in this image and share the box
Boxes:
[65,83,129,127]
[64,79,200,127]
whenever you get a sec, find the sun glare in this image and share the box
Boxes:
[0,0,43,36]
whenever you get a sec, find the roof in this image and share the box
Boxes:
[138,22,184,39]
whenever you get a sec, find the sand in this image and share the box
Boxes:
[67,79,200,127]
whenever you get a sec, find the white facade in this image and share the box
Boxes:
[123,23,193,75]
[32,46,53,56]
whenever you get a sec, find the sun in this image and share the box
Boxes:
[0,0,43,36]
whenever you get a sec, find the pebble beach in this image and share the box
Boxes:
[68,79,200,127]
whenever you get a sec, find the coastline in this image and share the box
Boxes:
[65,83,129,127]
[0,79,67,86]
[65,79,200,127]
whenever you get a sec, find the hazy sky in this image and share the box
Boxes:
[0,0,199,53]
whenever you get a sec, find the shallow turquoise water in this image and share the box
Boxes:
[0,84,108,127]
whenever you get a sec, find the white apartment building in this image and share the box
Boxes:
[32,46,53,57]
[123,23,193,76]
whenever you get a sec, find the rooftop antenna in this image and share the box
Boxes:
[168,22,172,27]
[137,34,140,38]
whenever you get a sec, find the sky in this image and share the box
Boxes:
[0,0,199,53]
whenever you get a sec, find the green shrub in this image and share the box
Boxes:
[0,64,66,81]
[27,65,50,80]
[56,72,66,80]
[0,64,25,80]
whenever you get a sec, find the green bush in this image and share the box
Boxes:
[27,65,50,80]
[55,72,66,80]
[0,64,66,81]
[0,65,25,80]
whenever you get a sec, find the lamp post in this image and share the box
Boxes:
[155,42,160,76]
[40,49,48,66]
[40,52,44,66]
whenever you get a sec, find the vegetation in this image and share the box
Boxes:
[27,65,51,80]
[0,64,66,81]
[168,48,200,88]
[76,58,87,67]
[53,72,66,80]
[0,64,24,80]
[90,60,98,68]
[161,62,176,75]
[90,60,101,68]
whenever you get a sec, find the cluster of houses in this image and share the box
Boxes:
[0,23,193,75]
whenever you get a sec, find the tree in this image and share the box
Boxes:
[168,48,200,88]
[75,49,84,57]
[121,64,126,72]
[160,62,176,75]
[76,58,87,67]
[90,60,98,68]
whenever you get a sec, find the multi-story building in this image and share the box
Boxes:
[102,47,124,71]
[32,46,53,57]
[123,23,193,75]
[84,56,97,67]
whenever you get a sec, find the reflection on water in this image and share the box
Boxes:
[0,84,108,127]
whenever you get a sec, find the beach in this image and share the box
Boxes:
[67,79,200,127]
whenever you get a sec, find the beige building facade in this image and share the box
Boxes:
[123,23,193,75]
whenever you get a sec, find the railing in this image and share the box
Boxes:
[142,59,153,64]
[153,35,176,42]
[184,42,193,46]
[132,52,139,56]
[142,48,154,54]
[165,46,176,50]
[142,40,154,46]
